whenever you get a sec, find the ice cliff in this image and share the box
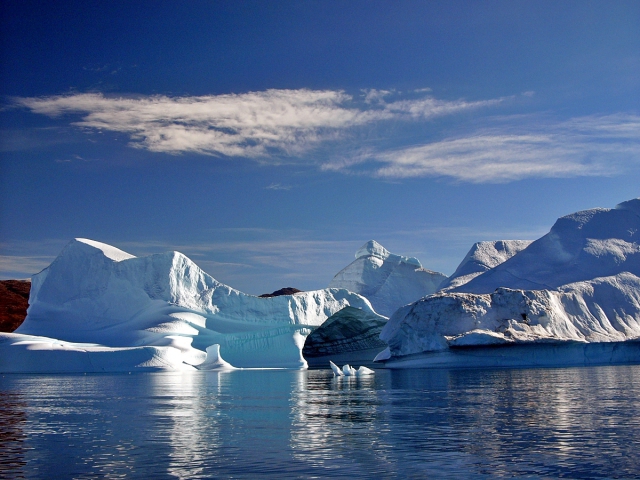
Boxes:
[1,238,385,372]
[302,306,387,367]
[329,240,447,317]
[378,198,640,368]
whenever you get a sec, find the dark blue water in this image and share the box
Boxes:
[1,365,639,479]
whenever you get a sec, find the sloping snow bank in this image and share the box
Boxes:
[455,199,640,294]
[0,333,193,373]
[330,240,447,317]
[3,238,383,372]
[381,273,640,360]
[439,240,533,291]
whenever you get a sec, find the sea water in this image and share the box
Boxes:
[1,365,639,478]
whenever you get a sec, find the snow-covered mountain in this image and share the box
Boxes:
[378,198,640,368]
[329,240,447,317]
[1,238,385,372]
[439,240,532,291]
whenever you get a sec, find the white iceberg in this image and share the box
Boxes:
[2,238,382,372]
[378,198,640,368]
[330,240,447,317]
[196,344,236,370]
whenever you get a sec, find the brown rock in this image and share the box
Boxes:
[258,287,303,298]
[0,280,31,332]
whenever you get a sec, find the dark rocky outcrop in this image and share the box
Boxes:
[0,280,30,332]
[258,287,303,298]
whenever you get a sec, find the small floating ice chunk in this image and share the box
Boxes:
[356,366,375,376]
[342,364,357,376]
[330,361,375,377]
[329,360,344,376]
[196,344,236,370]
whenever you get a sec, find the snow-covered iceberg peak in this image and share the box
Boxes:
[615,197,640,215]
[439,240,533,291]
[355,240,421,267]
[454,198,640,294]
[75,238,136,262]
[330,241,447,317]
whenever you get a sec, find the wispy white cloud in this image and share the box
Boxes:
[361,88,394,104]
[0,255,54,278]
[323,114,640,183]
[383,96,507,119]
[15,89,502,159]
[14,89,640,184]
[265,183,292,191]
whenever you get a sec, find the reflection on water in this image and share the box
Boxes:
[1,366,639,478]
[0,390,28,477]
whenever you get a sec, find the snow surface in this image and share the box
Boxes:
[329,240,447,317]
[378,198,640,368]
[439,240,532,291]
[454,199,640,294]
[0,332,193,373]
[2,238,384,372]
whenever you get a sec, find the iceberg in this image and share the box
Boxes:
[2,238,384,372]
[329,240,447,317]
[378,198,640,368]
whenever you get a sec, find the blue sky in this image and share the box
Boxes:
[1,1,639,294]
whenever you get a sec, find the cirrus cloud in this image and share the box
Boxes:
[13,89,640,184]
[15,89,500,158]
[322,114,640,183]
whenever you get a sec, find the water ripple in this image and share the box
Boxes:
[0,366,639,478]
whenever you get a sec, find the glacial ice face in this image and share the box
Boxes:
[439,240,533,291]
[302,306,387,366]
[455,199,640,294]
[329,240,447,317]
[7,238,382,372]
